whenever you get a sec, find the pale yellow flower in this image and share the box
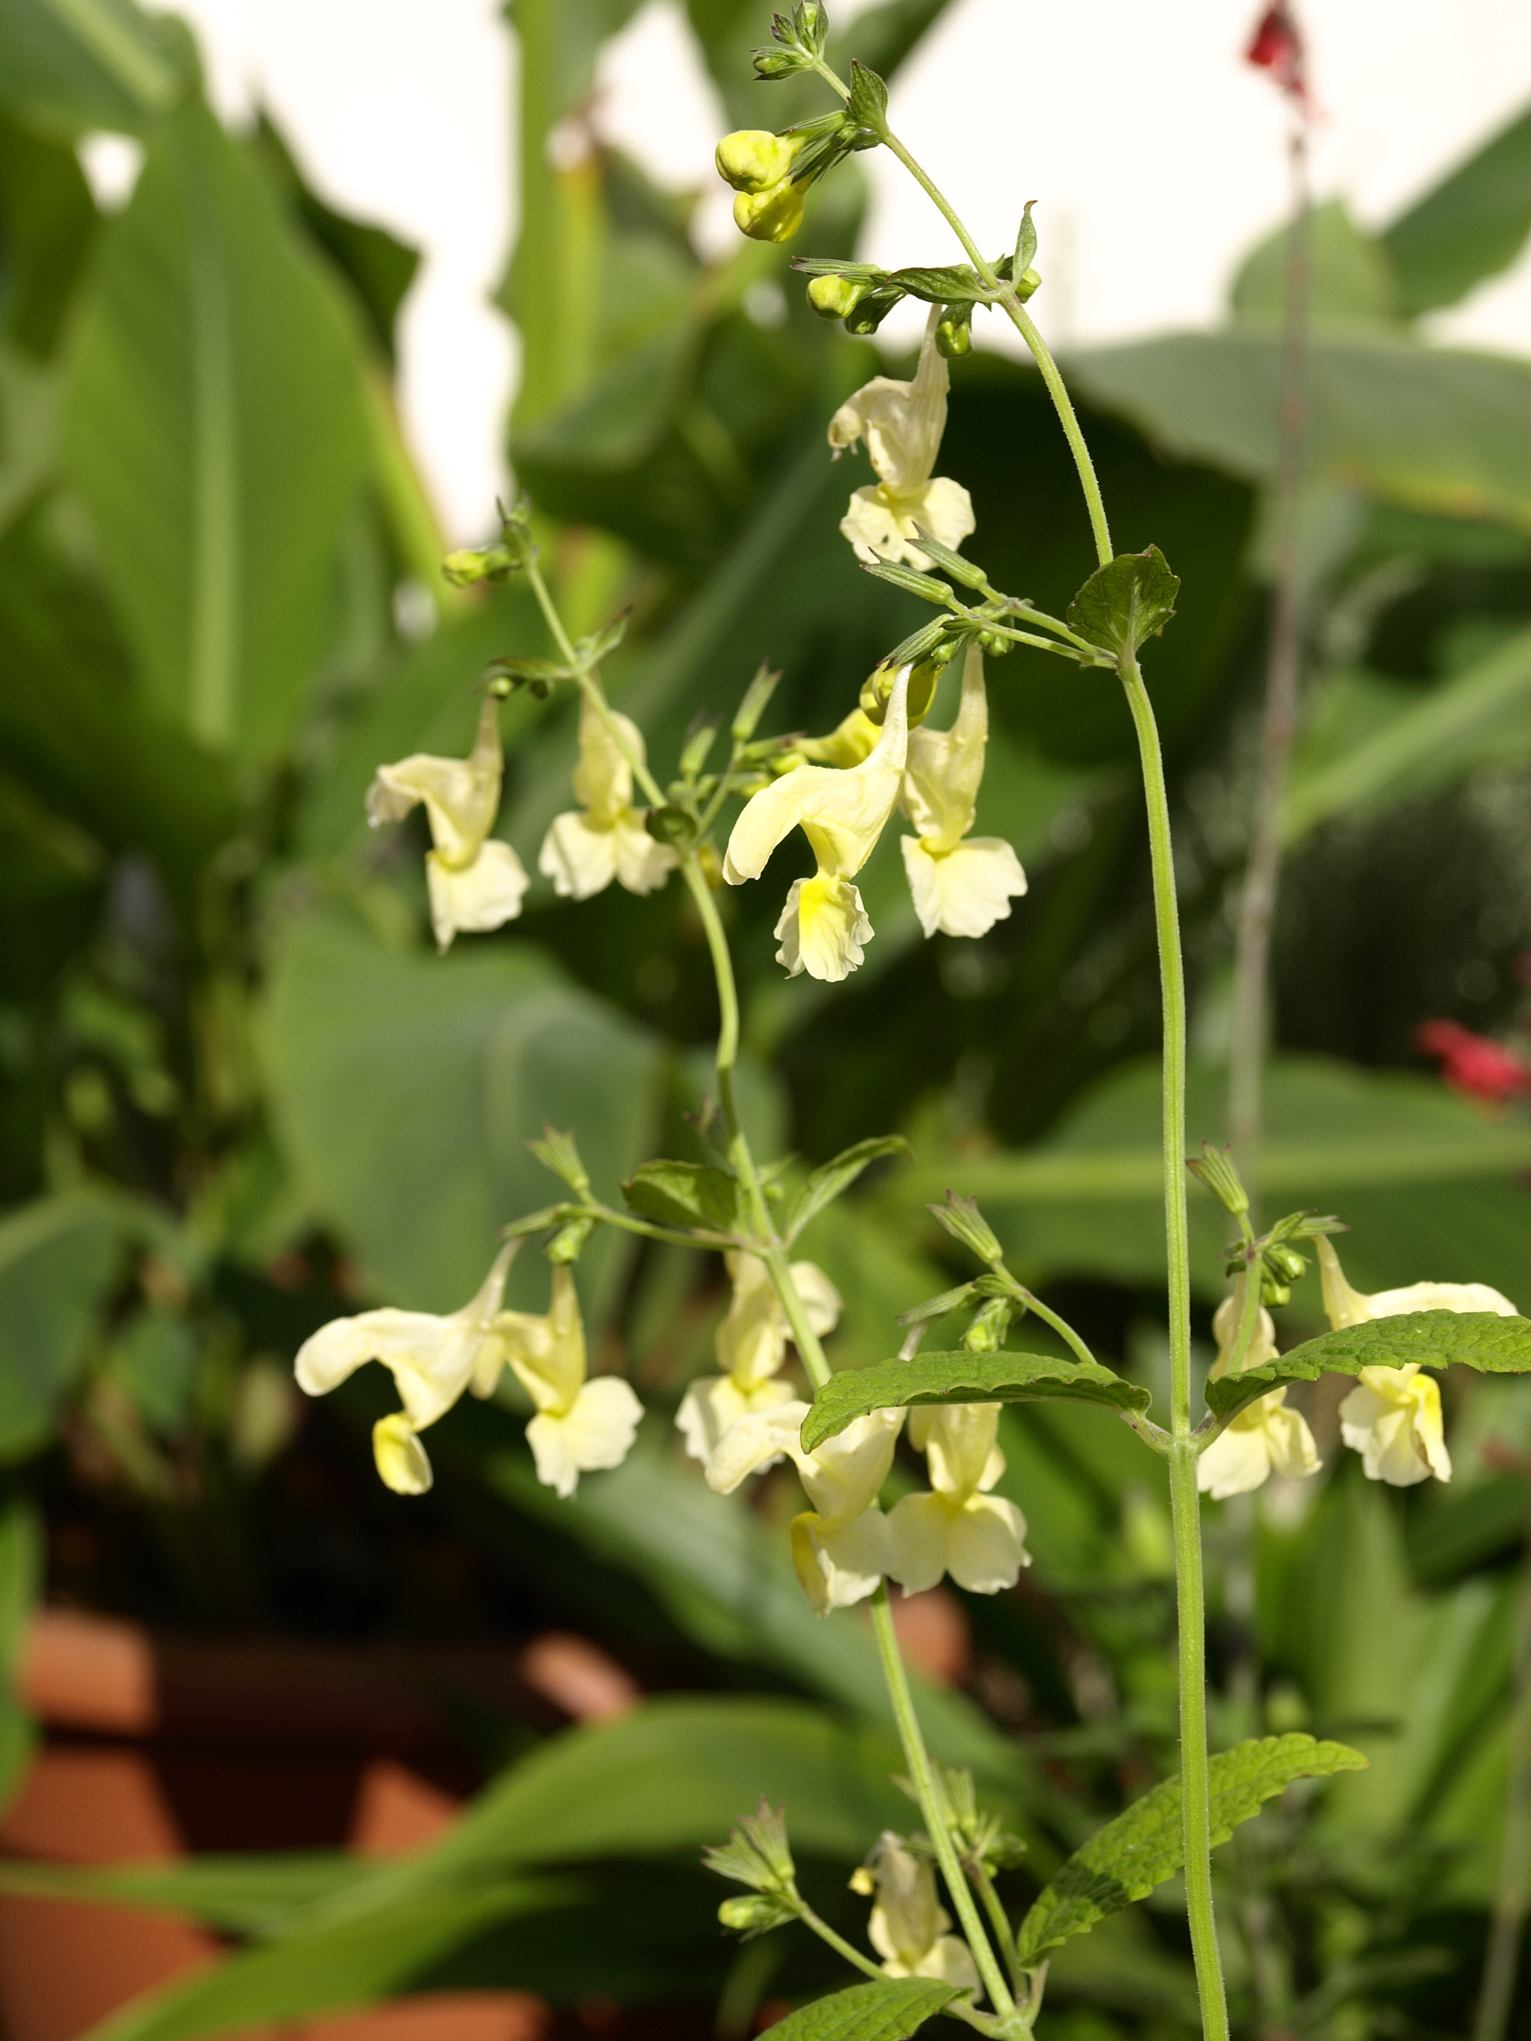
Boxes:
[539,695,678,902]
[676,1252,842,1465]
[884,1404,1029,1595]
[706,1401,903,1613]
[899,649,1026,939]
[493,1265,644,1499]
[1198,1289,1321,1501]
[724,667,910,982]
[858,1833,980,1992]
[1340,1365,1452,1487]
[829,312,975,570]
[294,1243,517,1496]
[366,698,529,952]
[1315,1237,1518,1489]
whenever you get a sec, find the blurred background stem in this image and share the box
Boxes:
[1228,53,1312,1208]
[1475,1464,1531,2041]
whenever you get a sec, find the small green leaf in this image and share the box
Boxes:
[1014,1734,1366,1969]
[621,1158,742,1236]
[886,263,988,305]
[786,1135,911,1243]
[1205,1309,1531,1424]
[758,1979,961,2041]
[801,1351,1150,1454]
[847,60,890,131]
[575,612,628,664]
[1065,546,1180,661]
[1015,200,1038,275]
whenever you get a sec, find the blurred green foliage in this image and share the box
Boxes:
[4,0,1531,2032]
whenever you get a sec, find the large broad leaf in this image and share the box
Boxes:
[1383,99,1531,317]
[65,100,369,759]
[1072,330,1531,534]
[1282,624,1531,843]
[890,1054,1531,1301]
[755,1980,962,2041]
[0,0,193,137]
[260,908,664,1314]
[1205,1310,1531,1424]
[1014,1734,1366,1969]
[0,1191,124,1458]
[78,1880,570,2041]
[802,1352,1151,1453]
[0,1853,368,1938]
[475,1433,1023,1784]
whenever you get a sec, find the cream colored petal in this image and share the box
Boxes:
[365,770,420,826]
[901,836,1026,940]
[1340,1368,1446,1486]
[906,475,976,558]
[788,1260,843,1339]
[368,698,503,867]
[611,814,678,896]
[945,1493,1029,1593]
[789,1509,886,1612]
[505,1265,587,1416]
[1316,1238,1372,1328]
[921,1938,981,1991]
[829,316,950,494]
[1363,1278,1519,1318]
[725,668,910,886]
[918,1404,1002,1499]
[799,1407,903,1524]
[295,1309,447,1399]
[676,1374,795,1463]
[776,876,873,981]
[525,1376,643,1499]
[840,485,908,565]
[1262,1398,1322,1481]
[705,1401,812,1494]
[1197,1412,1274,1500]
[572,696,639,822]
[539,810,619,900]
[883,1491,953,1595]
[866,1837,951,1970]
[901,649,987,851]
[797,708,881,768]
[814,1506,890,1589]
[425,840,529,952]
[373,1414,433,1496]
[1210,1286,1279,1374]
[716,1252,787,1388]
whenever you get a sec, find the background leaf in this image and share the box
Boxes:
[0,1191,123,1457]
[65,100,369,758]
[0,0,193,138]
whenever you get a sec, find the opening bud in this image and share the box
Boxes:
[1015,267,1041,302]
[443,545,516,587]
[527,1126,590,1196]
[859,657,941,727]
[929,1190,1005,1268]
[646,805,698,849]
[961,1296,1012,1352]
[935,307,973,358]
[546,1213,597,1265]
[1186,1141,1249,1217]
[715,128,804,194]
[733,180,807,243]
[808,273,869,320]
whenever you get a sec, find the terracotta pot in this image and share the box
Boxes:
[0,1611,640,2041]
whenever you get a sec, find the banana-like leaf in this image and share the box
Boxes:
[0,1191,124,1459]
[1014,1734,1367,1969]
[0,0,193,138]
[1205,1310,1531,1425]
[1383,99,1531,316]
[802,1353,1151,1454]
[65,101,369,759]
[1282,624,1531,843]
[260,908,664,1317]
[0,1854,366,1937]
[1072,330,1531,533]
[756,1979,962,2041]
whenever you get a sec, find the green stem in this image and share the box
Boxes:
[871,123,1113,571]
[869,1584,1019,2024]
[1002,1279,1097,1369]
[1119,649,1229,2041]
[1474,1488,1531,2041]
[793,1900,888,1983]
[971,1861,1025,2001]
[996,298,1112,571]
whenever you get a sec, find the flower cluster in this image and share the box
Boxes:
[294,1248,641,1500]
[1200,1240,1518,1501]
[677,1252,841,1464]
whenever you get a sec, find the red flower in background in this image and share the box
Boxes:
[1414,1018,1531,1104]
[1246,3,1307,104]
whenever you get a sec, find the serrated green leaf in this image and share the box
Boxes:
[801,1351,1150,1453]
[1065,547,1179,661]
[621,1158,742,1236]
[1205,1310,1531,1424]
[886,264,988,305]
[786,1135,911,1242]
[1014,1734,1367,1969]
[758,1979,961,2041]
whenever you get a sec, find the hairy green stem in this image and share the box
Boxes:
[869,1584,1020,2024]
[794,1899,888,1983]
[971,1860,1025,2001]
[1120,650,1229,2041]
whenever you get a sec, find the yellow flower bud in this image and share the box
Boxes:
[860,657,941,728]
[715,129,801,194]
[808,274,867,320]
[732,180,807,243]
